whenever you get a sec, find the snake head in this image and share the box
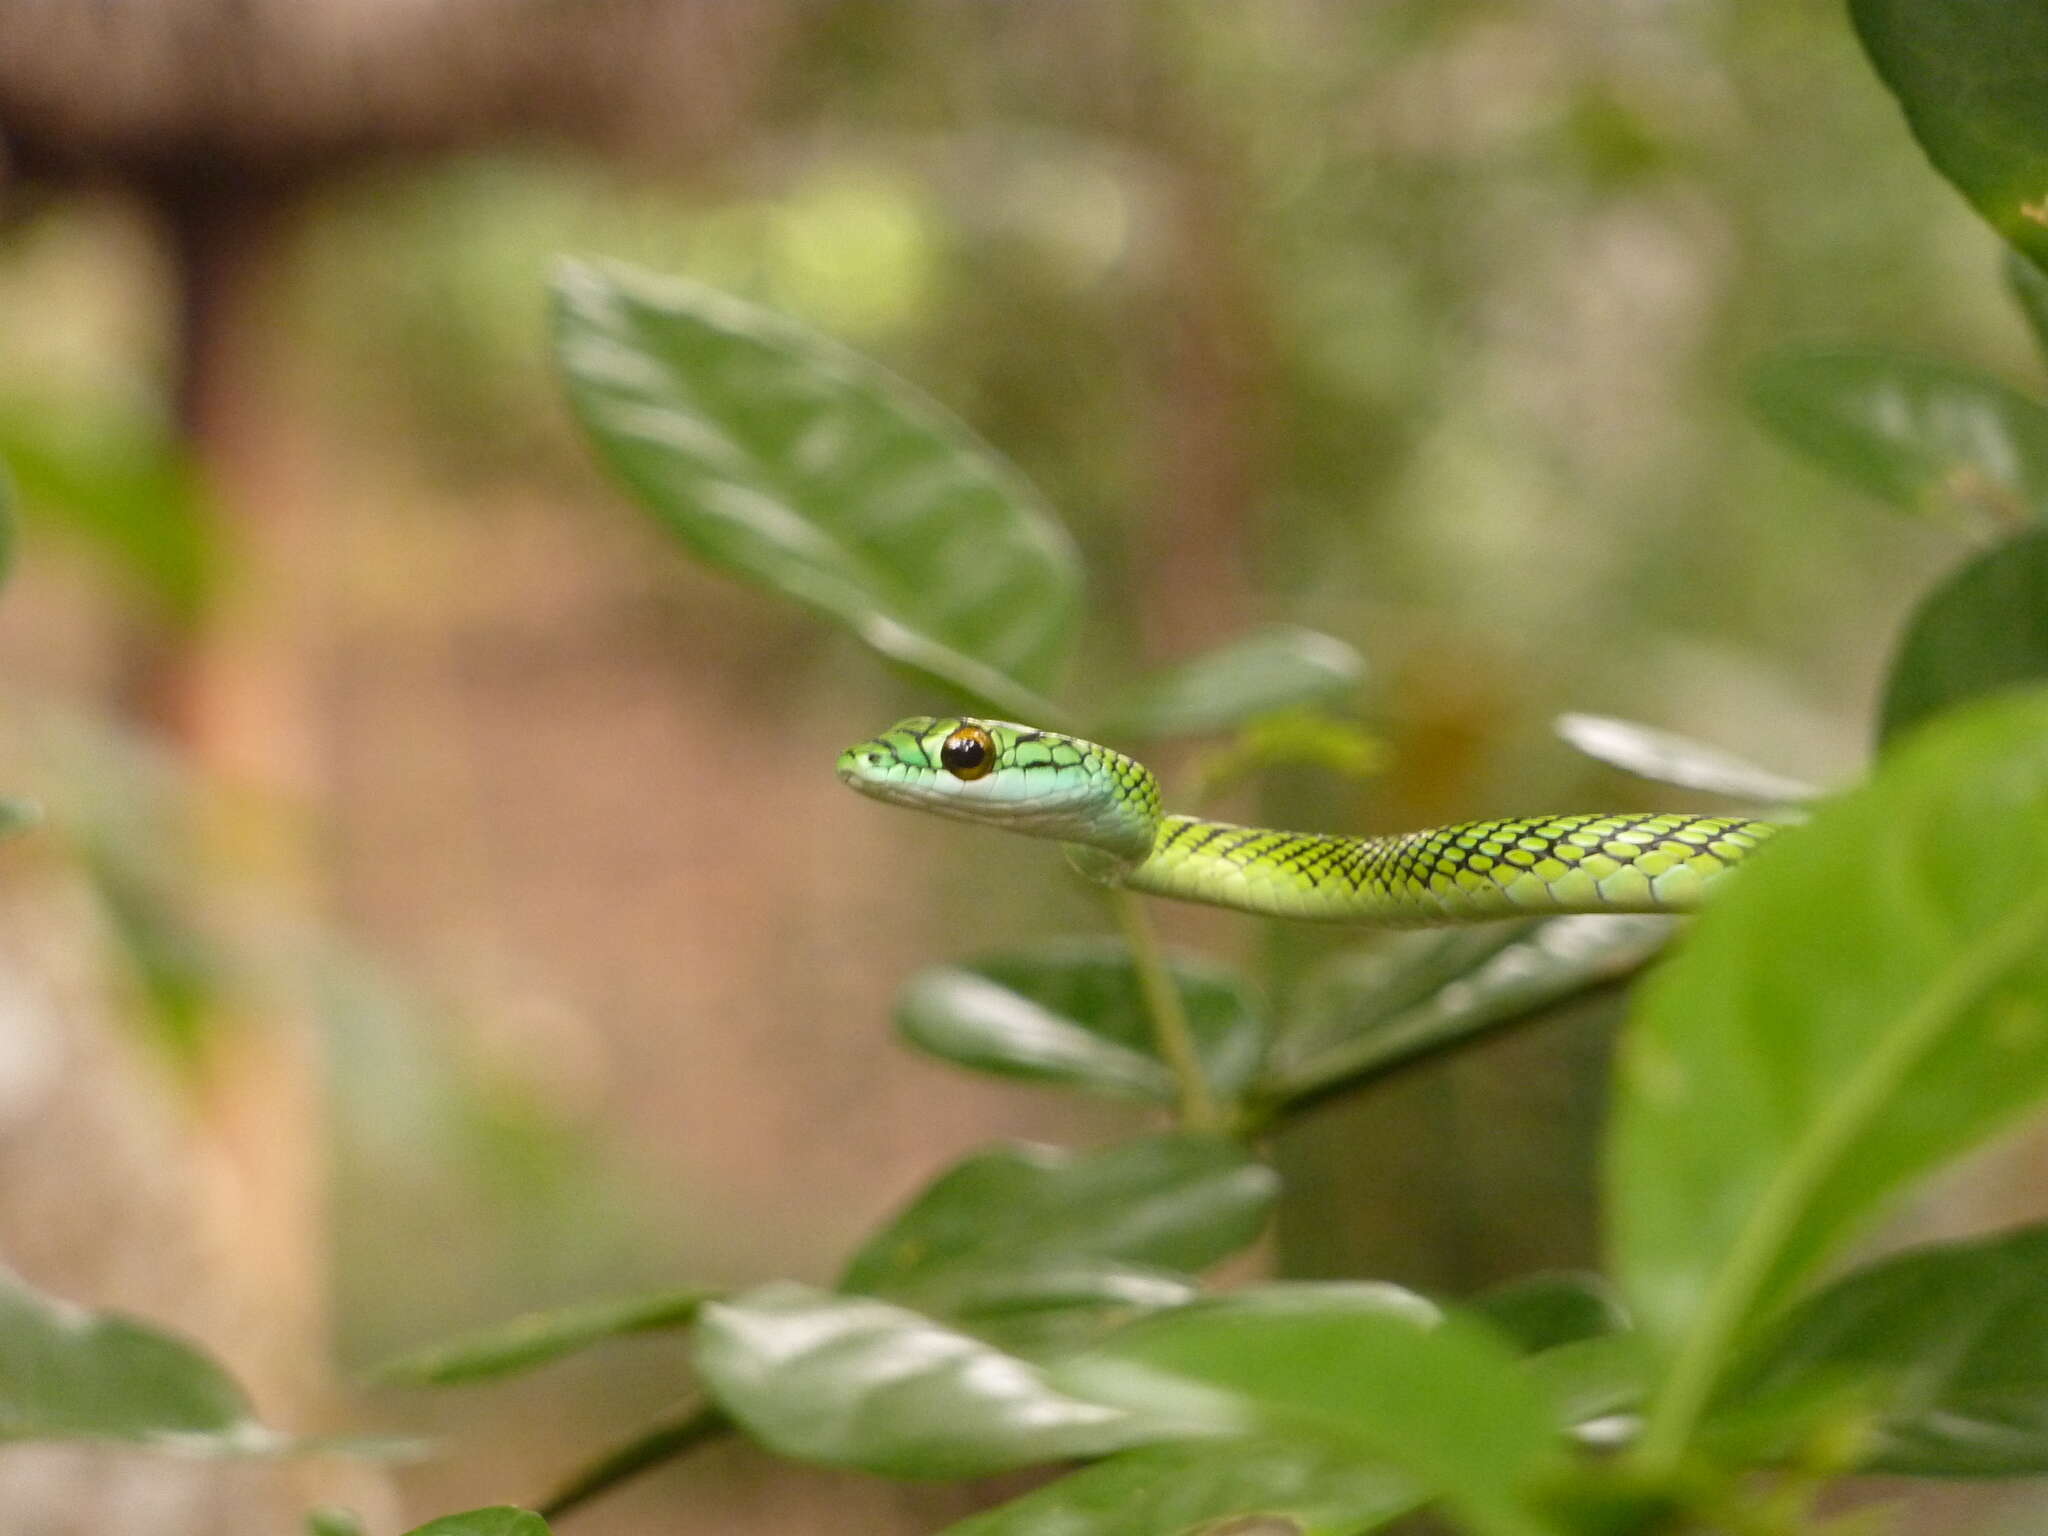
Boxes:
[837,716,1160,865]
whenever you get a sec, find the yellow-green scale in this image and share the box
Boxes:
[1123,812,1777,925]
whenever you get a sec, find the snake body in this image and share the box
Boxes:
[838,716,1778,926]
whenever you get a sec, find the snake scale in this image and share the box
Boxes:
[839,716,1779,925]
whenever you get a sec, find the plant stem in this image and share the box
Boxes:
[538,1395,730,1522]
[1108,886,1221,1131]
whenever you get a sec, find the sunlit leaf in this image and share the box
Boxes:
[374,1288,712,1386]
[1878,530,2048,748]
[896,940,1268,1105]
[1749,348,2048,526]
[1058,1299,1561,1536]
[840,1134,1277,1312]
[937,1437,1418,1536]
[1713,1224,2048,1475]
[1104,626,1365,740]
[694,1283,1158,1478]
[1554,714,1816,804]
[1189,713,1389,805]
[400,1511,550,1536]
[553,259,1081,719]
[1609,692,2048,1461]
[1850,0,2048,273]
[1265,916,1672,1110]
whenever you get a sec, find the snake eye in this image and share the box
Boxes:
[940,725,995,781]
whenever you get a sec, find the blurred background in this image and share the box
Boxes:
[0,0,2029,1531]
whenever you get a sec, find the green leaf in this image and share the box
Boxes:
[306,1511,365,1536]
[839,1134,1278,1310]
[1609,692,2048,1464]
[1471,1274,1630,1357]
[937,1437,1419,1536]
[0,453,14,591]
[0,403,212,618]
[1878,530,2048,748]
[693,1282,1157,1478]
[1264,916,1672,1110]
[552,259,1080,719]
[1850,0,2048,273]
[896,940,1269,1105]
[1749,348,2048,526]
[1714,1224,2048,1476]
[0,1266,256,1444]
[373,1288,712,1386]
[1058,1299,1562,1536]
[0,800,38,843]
[2007,249,2048,367]
[1103,626,1365,740]
[401,1511,550,1536]
[1554,714,1817,804]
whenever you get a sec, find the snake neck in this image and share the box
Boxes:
[1115,812,1777,925]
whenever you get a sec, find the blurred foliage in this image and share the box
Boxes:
[9,2,2048,1534]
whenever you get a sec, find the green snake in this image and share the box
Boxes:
[838,716,1779,925]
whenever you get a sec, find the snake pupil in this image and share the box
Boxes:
[940,728,993,779]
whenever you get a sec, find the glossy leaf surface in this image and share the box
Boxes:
[1059,1299,1560,1536]
[840,1134,1277,1309]
[554,260,1080,719]
[1609,694,2048,1459]
[1554,714,1815,804]
[695,1283,1156,1478]
[896,940,1268,1104]
[1878,530,2048,747]
[1750,348,2048,525]
[1851,0,2048,273]
[1267,916,1671,1108]
[939,1437,1417,1536]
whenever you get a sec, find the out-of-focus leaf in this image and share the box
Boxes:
[935,1260,1198,1359]
[1529,1333,1652,1436]
[896,940,1268,1105]
[306,1509,366,1536]
[400,1511,550,1536]
[0,453,14,591]
[1189,712,1389,806]
[1471,1273,1630,1357]
[373,1288,712,1386]
[1748,348,2048,526]
[1878,530,2048,748]
[552,260,1080,719]
[0,1267,252,1444]
[2008,250,2048,367]
[840,1134,1277,1311]
[694,1283,1157,1478]
[1058,1300,1561,1536]
[1264,916,1672,1110]
[1554,714,1816,804]
[1609,693,2048,1463]
[937,1437,1418,1536]
[1850,0,2048,274]
[0,800,38,842]
[0,405,213,618]
[1712,1225,2048,1475]
[1104,626,1365,739]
